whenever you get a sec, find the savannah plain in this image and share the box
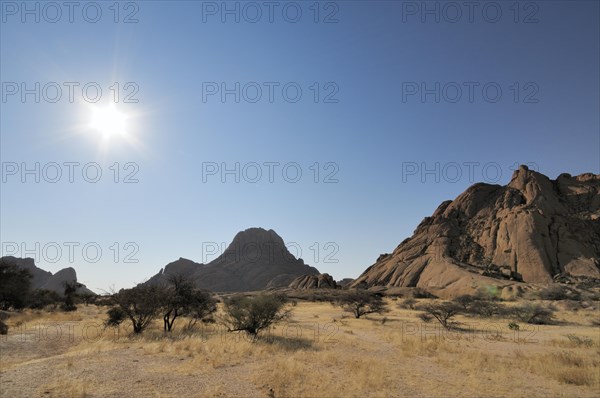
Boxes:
[1,294,598,398]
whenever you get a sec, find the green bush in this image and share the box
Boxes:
[222,294,290,339]
[105,306,127,328]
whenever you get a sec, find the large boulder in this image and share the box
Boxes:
[351,166,600,297]
[288,273,338,289]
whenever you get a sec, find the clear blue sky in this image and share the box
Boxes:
[1,1,598,292]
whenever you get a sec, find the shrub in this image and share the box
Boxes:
[0,261,32,310]
[417,302,461,330]
[508,322,520,331]
[331,290,388,319]
[27,289,62,309]
[511,303,555,324]
[418,313,433,323]
[222,294,290,339]
[467,300,506,317]
[453,295,476,311]
[412,288,436,299]
[105,306,127,327]
[565,334,594,348]
[161,275,217,332]
[399,298,417,310]
[538,285,580,301]
[61,281,81,312]
[109,285,165,333]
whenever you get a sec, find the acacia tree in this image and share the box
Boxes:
[221,294,290,339]
[419,302,461,330]
[108,285,165,333]
[161,274,216,332]
[332,290,388,319]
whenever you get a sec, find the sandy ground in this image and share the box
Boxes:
[0,300,599,397]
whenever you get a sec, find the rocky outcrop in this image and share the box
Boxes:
[351,166,600,297]
[0,256,94,295]
[145,228,320,292]
[288,273,338,289]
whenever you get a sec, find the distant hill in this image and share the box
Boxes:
[145,227,320,291]
[351,166,600,297]
[0,256,94,295]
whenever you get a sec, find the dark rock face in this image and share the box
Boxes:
[351,166,600,296]
[0,256,94,295]
[288,273,338,289]
[145,228,320,292]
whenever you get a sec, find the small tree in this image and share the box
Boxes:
[61,281,81,312]
[332,290,388,319]
[419,302,461,330]
[453,295,475,311]
[511,303,555,325]
[222,294,290,339]
[109,285,164,333]
[161,275,216,332]
[0,262,32,310]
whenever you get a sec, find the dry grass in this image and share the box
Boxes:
[1,300,599,397]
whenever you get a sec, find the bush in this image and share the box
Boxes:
[453,295,476,311]
[105,306,127,328]
[417,302,461,330]
[331,290,388,319]
[467,300,506,317]
[109,285,165,333]
[538,285,580,301]
[0,320,7,335]
[399,298,417,310]
[61,281,81,312]
[565,334,594,347]
[508,322,520,331]
[161,275,217,332]
[222,294,290,339]
[27,289,62,309]
[418,313,433,323]
[412,288,436,299]
[0,261,32,310]
[511,303,555,324]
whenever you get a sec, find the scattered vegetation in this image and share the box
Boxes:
[399,298,417,310]
[412,287,436,299]
[0,261,32,310]
[60,281,80,312]
[417,301,461,329]
[511,302,555,325]
[331,289,388,319]
[108,285,165,333]
[27,289,62,310]
[538,285,581,301]
[161,275,217,332]
[508,322,520,331]
[221,293,290,339]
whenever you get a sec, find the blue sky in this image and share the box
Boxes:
[1,1,598,292]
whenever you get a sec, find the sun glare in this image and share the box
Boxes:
[90,105,127,138]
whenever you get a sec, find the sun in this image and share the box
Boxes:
[89,105,128,138]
